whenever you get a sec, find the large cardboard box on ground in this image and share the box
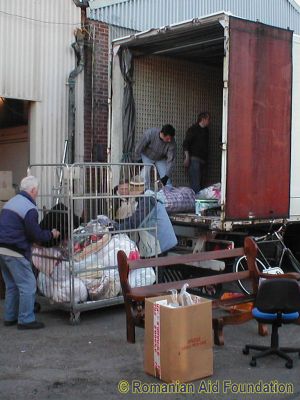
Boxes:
[144,294,213,383]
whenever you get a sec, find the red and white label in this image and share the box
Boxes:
[153,303,161,379]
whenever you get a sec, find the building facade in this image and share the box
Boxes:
[85,0,300,162]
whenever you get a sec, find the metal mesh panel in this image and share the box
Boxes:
[28,163,158,323]
[133,55,223,188]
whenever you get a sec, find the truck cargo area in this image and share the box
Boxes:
[111,13,225,189]
[111,12,294,229]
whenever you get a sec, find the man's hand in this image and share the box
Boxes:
[51,229,60,239]
[184,151,190,168]
[183,157,190,168]
[160,175,169,186]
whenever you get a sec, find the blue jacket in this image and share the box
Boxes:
[117,196,177,256]
[0,191,52,260]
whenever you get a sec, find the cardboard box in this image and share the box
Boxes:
[0,171,14,201]
[0,171,13,190]
[144,294,213,383]
[0,187,15,201]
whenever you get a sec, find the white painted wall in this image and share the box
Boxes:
[0,0,84,166]
[289,35,300,220]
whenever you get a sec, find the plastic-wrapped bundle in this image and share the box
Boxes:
[52,277,88,304]
[158,186,195,213]
[32,246,63,276]
[196,183,221,203]
[82,269,121,300]
[37,272,88,304]
[89,233,138,268]
[128,267,156,288]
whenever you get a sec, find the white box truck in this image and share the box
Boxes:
[108,12,300,253]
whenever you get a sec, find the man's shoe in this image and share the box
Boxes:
[17,321,45,330]
[4,320,18,326]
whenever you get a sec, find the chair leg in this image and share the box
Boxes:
[250,348,293,368]
[212,318,224,346]
[126,318,136,343]
[280,347,300,355]
[244,344,268,353]
[275,349,293,364]
[125,301,136,343]
[252,348,278,361]
[243,324,297,368]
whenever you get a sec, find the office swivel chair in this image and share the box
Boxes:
[243,278,300,369]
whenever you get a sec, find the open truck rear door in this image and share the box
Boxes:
[225,17,293,221]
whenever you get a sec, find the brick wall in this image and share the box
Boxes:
[84,20,109,162]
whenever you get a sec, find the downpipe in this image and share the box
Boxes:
[67,29,85,164]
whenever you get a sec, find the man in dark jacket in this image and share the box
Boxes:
[183,112,210,193]
[0,176,60,329]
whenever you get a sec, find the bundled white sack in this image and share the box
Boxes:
[37,271,88,304]
[73,251,101,274]
[96,233,138,268]
[51,261,71,281]
[52,277,88,304]
[83,268,121,300]
[32,246,62,276]
[129,267,156,288]
[197,183,221,203]
[37,272,54,299]
[73,233,137,273]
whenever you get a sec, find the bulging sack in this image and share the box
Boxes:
[159,186,195,213]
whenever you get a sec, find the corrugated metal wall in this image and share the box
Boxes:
[109,24,136,41]
[89,0,300,34]
[0,0,84,165]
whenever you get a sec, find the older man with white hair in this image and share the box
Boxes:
[0,175,60,330]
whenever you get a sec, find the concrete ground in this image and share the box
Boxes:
[0,295,300,400]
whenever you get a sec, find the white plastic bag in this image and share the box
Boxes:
[37,272,54,299]
[83,269,121,300]
[37,271,88,304]
[129,267,156,288]
[95,233,138,268]
[52,277,88,304]
[197,183,221,203]
[32,246,62,276]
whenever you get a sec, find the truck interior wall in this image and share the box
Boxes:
[0,142,28,186]
[0,99,29,189]
[133,55,223,188]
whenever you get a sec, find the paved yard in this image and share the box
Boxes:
[0,297,300,400]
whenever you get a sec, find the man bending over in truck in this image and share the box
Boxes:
[135,124,176,189]
[183,112,210,193]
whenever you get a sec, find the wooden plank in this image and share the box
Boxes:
[129,270,250,298]
[128,247,244,269]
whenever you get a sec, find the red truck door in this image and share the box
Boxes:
[225,17,292,220]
